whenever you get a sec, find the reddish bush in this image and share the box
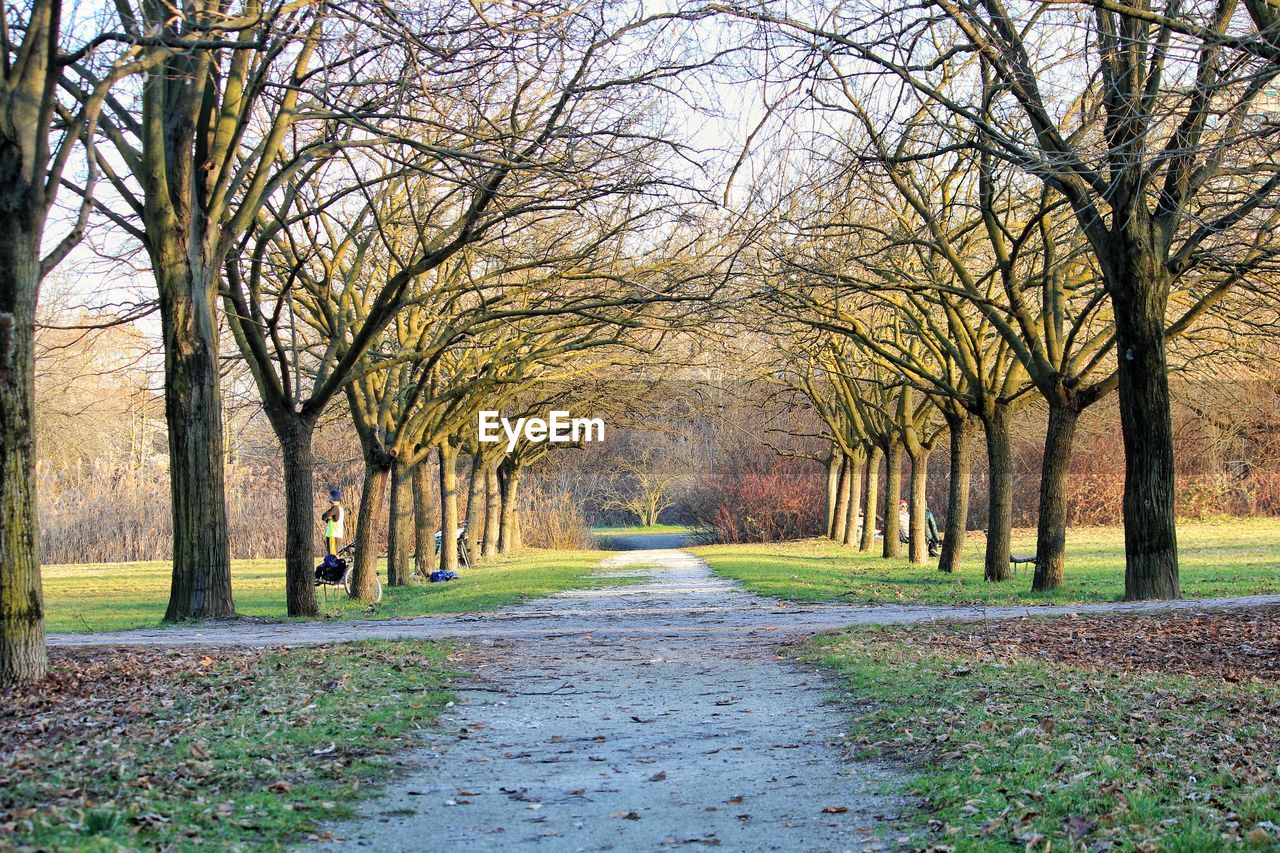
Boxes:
[687,451,824,543]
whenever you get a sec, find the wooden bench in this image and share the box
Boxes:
[1010,554,1037,575]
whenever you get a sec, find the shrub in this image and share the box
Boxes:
[520,481,592,550]
[687,451,824,543]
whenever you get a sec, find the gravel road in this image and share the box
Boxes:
[312,549,907,851]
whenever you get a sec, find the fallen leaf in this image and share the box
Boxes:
[1066,815,1097,838]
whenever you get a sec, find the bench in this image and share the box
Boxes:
[1010,554,1037,575]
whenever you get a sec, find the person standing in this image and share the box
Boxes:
[925,509,942,557]
[322,488,345,556]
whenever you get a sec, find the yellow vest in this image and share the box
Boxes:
[324,502,345,538]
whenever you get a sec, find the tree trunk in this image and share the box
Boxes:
[982,407,1013,582]
[1113,278,1180,600]
[387,458,414,586]
[881,441,903,559]
[498,461,522,554]
[831,451,850,545]
[464,455,484,562]
[860,445,882,552]
[438,442,460,572]
[483,461,500,558]
[278,418,319,616]
[843,446,866,546]
[0,230,46,684]
[1032,403,1080,591]
[938,414,973,573]
[412,460,433,578]
[908,447,929,565]
[351,450,390,601]
[825,448,841,539]
[158,263,235,622]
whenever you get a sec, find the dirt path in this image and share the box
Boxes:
[313,549,906,851]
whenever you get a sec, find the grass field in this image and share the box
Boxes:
[3,641,456,849]
[810,624,1280,849]
[694,518,1280,605]
[42,549,615,634]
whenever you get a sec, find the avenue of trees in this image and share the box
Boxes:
[718,0,1280,601]
[0,0,718,684]
[5,0,1280,686]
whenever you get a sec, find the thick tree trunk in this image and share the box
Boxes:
[843,446,866,546]
[498,462,522,554]
[982,407,1013,582]
[0,231,46,684]
[831,452,850,545]
[908,448,929,565]
[1032,403,1080,591]
[825,449,841,539]
[512,500,523,550]
[1113,277,1180,599]
[158,264,235,622]
[387,458,414,586]
[483,461,500,558]
[278,418,319,616]
[464,455,484,562]
[438,443,460,572]
[412,460,433,578]
[881,442,903,559]
[351,450,391,601]
[860,445,882,552]
[938,414,973,573]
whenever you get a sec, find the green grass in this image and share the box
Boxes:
[809,627,1280,850]
[695,518,1280,605]
[43,549,619,634]
[590,523,691,536]
[5,640,457,850]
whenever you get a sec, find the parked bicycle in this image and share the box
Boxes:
[433,524,472,570]
[314,540,384,603]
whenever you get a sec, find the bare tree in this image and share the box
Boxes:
[220,0,703,610]
[726,0,1280,598]
[83,0,382,620]
[0,0,158,683]
[603,440,695,527]
[758,188,1033,579]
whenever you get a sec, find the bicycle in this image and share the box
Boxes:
[433,524,472,570]
[314,540,384,603]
